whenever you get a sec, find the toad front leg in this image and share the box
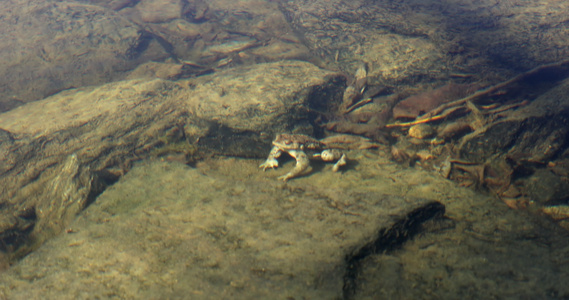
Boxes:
[278,150,310,181]
[259,146,283,170]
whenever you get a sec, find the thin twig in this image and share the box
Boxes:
[417,59,569,121]
[386,59,569,128]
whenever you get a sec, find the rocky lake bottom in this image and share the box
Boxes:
[1,150,567,299]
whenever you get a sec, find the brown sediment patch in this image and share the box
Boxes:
[392,83,478,120]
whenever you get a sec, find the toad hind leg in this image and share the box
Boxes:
[320,149,347,172]
[278,150,310,181]
[332,153,347,172]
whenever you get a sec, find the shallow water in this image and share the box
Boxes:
[3,153,568,299]
[1,0,569,299]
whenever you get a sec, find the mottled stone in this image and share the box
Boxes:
[408,124,435,139]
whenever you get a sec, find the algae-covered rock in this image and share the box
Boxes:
[0,160,441,299]
[1,150,568,299]
[0,0,169,110]
[408,124,435,139]
[0,61,342,258]
[460,77,569,163]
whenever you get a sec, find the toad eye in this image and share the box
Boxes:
[285,141,292,145]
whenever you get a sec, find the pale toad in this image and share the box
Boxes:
[259,133,347,181]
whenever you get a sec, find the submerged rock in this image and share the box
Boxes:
[408,123,435,139]
[0,0,169,110]
[1,151,567,299]
[0,60,342,258]
[0,160,442,298]
[393,83,477,120]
